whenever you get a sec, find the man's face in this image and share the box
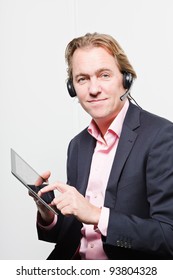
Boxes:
[72,46,126,127]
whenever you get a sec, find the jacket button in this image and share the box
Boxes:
[128,243,132,249]
[116,240,120,247]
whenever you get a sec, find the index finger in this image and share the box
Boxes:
[38,181,68,196]
[38,182,59,196]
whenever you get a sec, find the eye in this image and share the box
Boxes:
[100,72,111,80]
[77,77,87,84]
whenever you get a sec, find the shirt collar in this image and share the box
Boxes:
[88,99,129,141]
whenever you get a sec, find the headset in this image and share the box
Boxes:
[120,71,133,101]
[67,71,133,100]
[67,79,77,98]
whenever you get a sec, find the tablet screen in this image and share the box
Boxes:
[11,148,59,215]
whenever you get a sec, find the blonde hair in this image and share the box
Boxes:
[65,32,137,80]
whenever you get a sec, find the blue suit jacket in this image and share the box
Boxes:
[38,102,173,259]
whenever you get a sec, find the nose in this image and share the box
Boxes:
[88,78,101,96]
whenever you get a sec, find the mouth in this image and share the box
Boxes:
[88,98,108,103]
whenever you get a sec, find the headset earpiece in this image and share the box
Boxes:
[123,71,133,90]
[67,79,76,97]
[120,72,134,101]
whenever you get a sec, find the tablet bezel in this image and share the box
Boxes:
[11,148,59,216]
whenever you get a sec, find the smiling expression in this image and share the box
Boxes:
[72,46,127,133]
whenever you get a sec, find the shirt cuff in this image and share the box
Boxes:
[97,207,110,236]
[37,212,58,230]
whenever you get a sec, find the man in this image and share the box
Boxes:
[35,33,173,259]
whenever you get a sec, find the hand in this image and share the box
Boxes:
[39,182,101,225]
[29,170,55,225]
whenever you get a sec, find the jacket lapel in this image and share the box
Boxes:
[104,103,141,208]
[75,103,141,205]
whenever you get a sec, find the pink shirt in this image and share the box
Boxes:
[79,100,129,259]
[38,100,129,259]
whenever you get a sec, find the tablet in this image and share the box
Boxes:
[11,148,59,215]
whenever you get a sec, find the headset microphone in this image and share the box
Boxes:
[120,85,133,101]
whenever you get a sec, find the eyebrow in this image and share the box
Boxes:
[74,73,89,81]
[96,68,112,75]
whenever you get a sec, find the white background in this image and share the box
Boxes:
[0,0,173,260]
